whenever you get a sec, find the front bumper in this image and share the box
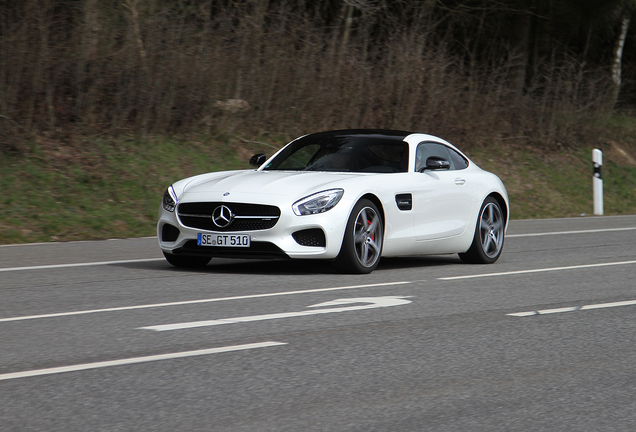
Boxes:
[157,198,352,260]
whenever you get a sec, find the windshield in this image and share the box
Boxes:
[263,132,409,173]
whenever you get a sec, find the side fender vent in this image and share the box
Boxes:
[395,194,412,211]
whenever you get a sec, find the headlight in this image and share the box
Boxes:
[162,185,178,212]
[293,189,344,216]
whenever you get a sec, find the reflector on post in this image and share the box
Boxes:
[592,149,603,215]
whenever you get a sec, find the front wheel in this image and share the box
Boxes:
[459,197,505,264]
[334,199,384,274]
[163,252,211,268]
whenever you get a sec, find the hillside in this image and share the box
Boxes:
[1,127,634,245]
[2,1,636,244]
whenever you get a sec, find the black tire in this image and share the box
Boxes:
[163,251,211,268]
[334,199,384,274]
[459,197,505,264]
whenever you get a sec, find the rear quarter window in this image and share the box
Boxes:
[448,148,469,170]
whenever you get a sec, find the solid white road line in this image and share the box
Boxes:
[0,342,287,381]
[2,224,633,271]
[507,299,636,317]
[0,258,164,272]
[0,237,157,248]
[4,259,636,323]
[3,225,633,271]
[0,281,414,323]
[438,260,636,281]
[507,226,636,238]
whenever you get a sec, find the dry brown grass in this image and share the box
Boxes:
[0,0,618,157]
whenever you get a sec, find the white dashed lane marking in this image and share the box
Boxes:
[507,299,636,317]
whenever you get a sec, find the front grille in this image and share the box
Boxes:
[292,228,326,247]
[178,202,280,232]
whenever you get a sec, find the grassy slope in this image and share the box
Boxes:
[0,135,264,244]
[470,145,636,219]
[1,132,635,245]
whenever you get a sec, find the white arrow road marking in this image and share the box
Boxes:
[139,296,412,332]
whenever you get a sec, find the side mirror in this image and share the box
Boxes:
[249,153,267,168]
[421,156,451,171]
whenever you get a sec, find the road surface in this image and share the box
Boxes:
[1,215,635,431]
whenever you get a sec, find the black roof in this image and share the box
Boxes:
[304,129,413,140]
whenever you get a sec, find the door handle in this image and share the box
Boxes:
[454,178,466,186]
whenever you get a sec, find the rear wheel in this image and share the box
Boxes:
[334,199,383,274]
[459,197,505,264]
[163,252,211,268]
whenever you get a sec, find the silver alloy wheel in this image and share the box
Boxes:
[479,202,504,259]
[353,206,383,267]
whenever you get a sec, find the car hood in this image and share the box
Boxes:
[175,170,363,202]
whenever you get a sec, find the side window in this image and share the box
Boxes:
[447,148,469,170]
[415,142,454,171]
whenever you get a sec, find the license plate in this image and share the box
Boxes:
[197,233,251,247]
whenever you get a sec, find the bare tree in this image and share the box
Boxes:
[610,1,634,109]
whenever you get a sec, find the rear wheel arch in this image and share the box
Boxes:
[459,195,506,264]
[487,192,508,227]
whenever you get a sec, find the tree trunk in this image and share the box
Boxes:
[610,12,630,109]
[509,10,532,98]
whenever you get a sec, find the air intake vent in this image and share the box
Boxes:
[292,228,326,247]
[161,224,180,242]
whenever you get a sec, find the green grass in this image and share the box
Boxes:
[1,132,635,245]
[467,145,636,219]
[0,134,279,244]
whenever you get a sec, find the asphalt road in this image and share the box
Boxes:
[1,215,635,431]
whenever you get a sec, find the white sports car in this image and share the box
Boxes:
[158,130,508,273]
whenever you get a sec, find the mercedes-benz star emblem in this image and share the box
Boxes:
[212,205,234,228]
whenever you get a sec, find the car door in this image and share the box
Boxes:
[412,142,475,241]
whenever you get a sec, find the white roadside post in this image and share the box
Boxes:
[593,149,603,216]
